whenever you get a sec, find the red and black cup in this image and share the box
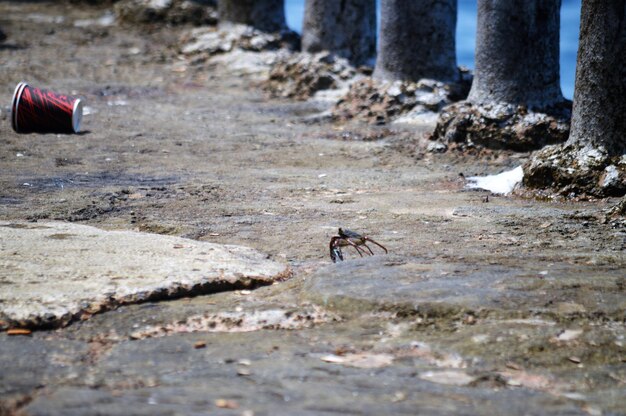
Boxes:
[11,82,83,134]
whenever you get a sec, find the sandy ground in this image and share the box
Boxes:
[1,3,625,415]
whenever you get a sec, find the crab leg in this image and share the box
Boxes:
[350,243,367,257]
[364,237,388,254]
[360,243,375,256]
[341,237,366,257]
[330,237,365,262]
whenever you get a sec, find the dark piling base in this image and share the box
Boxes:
[522,143,626,198]
[431,100,571,152]
[332,74,471,125]
[263,52,357,100]
[115,0,218,26]
[179,24,299,58]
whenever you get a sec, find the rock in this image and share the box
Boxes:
[181,27,235,55]
[215,399,239,409]
[68,0,119,4]
[418,370,477,386]
[601,165,620,189]
[431,100,571,152]
[556,329,583,342]
[320,353,395,369]
[209,49,290,80]
[115,0,218,26]
[556,302,587,316]
[332,72,470,125]
[394,107,440,125]
[522,143,626,198]
[0,221,289,329]
[73,12,116,28]
[262,52,357,101]
[498,370,555,391]
[303,256,530,317]
[427,141,448,153]
[177,24,299,80]
[179,24,299,58]
[606,197,626,217]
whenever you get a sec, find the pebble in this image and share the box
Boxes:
[418,370,477,386]
[215,399,239,409]
[557,329,583,342]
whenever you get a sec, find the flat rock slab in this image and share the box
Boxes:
[304,256,519,317]
[0,222,289,329]
[303,256,625,319]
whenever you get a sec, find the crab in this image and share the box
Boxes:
[329,228,388,263]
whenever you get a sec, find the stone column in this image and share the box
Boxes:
[330,0,463,125]
[431,0,569,151]
[566,0,626,155]
[468,0,563,109]
[301,0,376,66]
[523,0,626,197]
[373,0,458,82]
[218,0,286,32]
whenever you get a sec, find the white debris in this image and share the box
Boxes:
[24,14,65,24]
[107,99,128,106]
[466,166,524,195]
[312,86,351,104]
[556,329,583,342]
[150,0,172,8]
[419,370,477,386]
[471,334,490,344]
[394,106,439,125]
[74,12,116,28]
[560,392,587,401]
[320,353,394,369]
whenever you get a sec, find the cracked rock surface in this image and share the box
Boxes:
[0,221,289,329]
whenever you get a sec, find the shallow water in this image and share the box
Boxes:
[285,0,581,99]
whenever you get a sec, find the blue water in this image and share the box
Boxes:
[285,0,580,99]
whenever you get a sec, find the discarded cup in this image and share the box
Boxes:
[11,82,83,134]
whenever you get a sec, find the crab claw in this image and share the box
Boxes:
[331,247,344,263]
